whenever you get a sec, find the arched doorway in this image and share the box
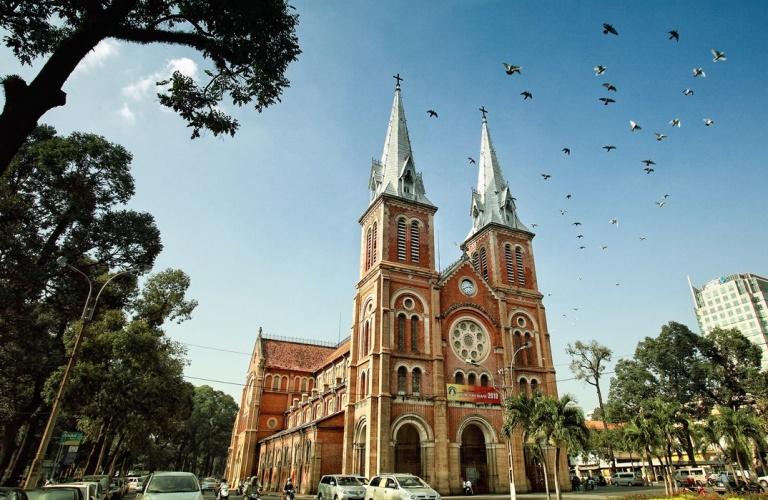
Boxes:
[460,425,488,493]
[354,423,367,476]
[394,424,421,475]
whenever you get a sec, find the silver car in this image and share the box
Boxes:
[365,475,440,500]
[317,476,365,500]
[138,472,203,500]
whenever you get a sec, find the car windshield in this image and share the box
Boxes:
[39,491,79,500]
[396,477,426,488]
[336,478,360,486]
[146,476,199,493]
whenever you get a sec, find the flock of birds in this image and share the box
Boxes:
[424,22,729,315]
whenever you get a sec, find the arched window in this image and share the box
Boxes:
[519,377,528,395]
[360,371,367,398]
[372,222,377,264]
[397,218,407,261]
[301,378,308,392]
[530,379,539,394]
[365,226,372,270]
[410,221,420,263]
[455,372,465,385]
[480,374,489,387]
[524,332,534,366]
[412,368,421,394]
[294,378,300,391]
[272,375,281,390]
[505,243,514,284]
[472,252,479,273]
[397,314,406,351]
[468,373,477,386]
[479,247,488,280]
[515,246,525,286]
[411,316,419,353]
[397,366,407,393]
[362,321,370,356]
[265,374,272,389]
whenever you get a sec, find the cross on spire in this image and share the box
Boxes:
[393,73,403,90]
[479,106,488,121]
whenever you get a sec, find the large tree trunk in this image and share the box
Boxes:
[553,447,562,500]
[84,423,107,475]
[594,382,616,473]
[539,446,551,500]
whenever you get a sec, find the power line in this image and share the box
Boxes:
[181,342,251,356]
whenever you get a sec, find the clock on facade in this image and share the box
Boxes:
[460,278,476,296]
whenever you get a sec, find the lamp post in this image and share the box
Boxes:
[24,258,141,489]
[498,341,532,500]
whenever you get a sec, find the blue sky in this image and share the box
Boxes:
[2,1,767,412]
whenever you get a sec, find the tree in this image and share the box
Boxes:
[503,392,552,500]
[565,340,614,470]
[710,407,765,486]
[0,0,301,177]
[0,126,161,483]
[540,395,589,500]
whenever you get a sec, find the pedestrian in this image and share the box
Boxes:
[463,479,473,496]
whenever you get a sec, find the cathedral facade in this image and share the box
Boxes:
[226,83,563,495]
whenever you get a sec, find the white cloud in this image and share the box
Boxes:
[118,103,136,124]
[75,40,119,73]
[121,57,199,102]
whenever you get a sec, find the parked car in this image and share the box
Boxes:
[317,475,366,500]
[353,477,369,486]
[26,488,84,500]
[365,474,440,500]
[199,478,219,494]
[0,487,32,500]
[82,476,110,500]
[44,482,101,500]
[712,473,763,495]
[674,467,710,486]
[590,475,606,486]
[138,472,203,500]
[610,472,643,487]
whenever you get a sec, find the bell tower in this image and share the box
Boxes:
[343,76,439,478]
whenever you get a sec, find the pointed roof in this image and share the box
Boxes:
[368,81,433,206]
[467,113,528,239]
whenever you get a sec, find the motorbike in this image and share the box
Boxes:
[284,488,295,500]
[218,484,230,500]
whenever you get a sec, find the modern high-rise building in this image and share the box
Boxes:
[689,273,768,369]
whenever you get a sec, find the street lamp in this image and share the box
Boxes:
[24,257,143,488]
[497,341,532,500]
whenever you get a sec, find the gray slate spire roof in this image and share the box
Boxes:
[467,114,528,239]
[368,85,433,206]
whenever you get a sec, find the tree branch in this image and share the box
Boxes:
[112,27,216,54]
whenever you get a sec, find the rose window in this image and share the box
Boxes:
[450,319,488,362]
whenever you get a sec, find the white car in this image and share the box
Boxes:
[45,482,102,500]
[317,475,366,500]
[365,474,440,500]
[138,472,203,500]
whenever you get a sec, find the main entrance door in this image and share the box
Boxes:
[394,424,421,476]
[460,425,488,493]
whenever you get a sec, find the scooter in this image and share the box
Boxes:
[218,484,230,500]
[284,487,295,500]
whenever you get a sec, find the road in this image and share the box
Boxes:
[187,485,668,500]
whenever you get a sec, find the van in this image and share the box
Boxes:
[674,467,710,485]
[611,472,643,487]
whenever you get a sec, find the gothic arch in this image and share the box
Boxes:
[390,288,430,316]
[455,415,499,444]
[507,308,539,331]
[391,413,434,443]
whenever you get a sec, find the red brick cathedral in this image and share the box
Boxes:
[226,81,563,495]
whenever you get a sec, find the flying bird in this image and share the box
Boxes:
[630,120,642,131]
[642,159,656,166]
[602,82,617,92]
[663,194,670,199]
[601,245,608,250]
[602,145,616,152]
[711,49,727,62]
[615,283,621,286]
[576,234,584,239]
[655,133,668,141]
[578,246,586,250]
[541,173,552,180]
[704,118,715,127]
[639,236,647,241]
[560,209,568,216]
[693,67,706,78]
[602,23,619,35]
[521,91,533,100]
[594,65,607,76]
[670,118,681,127]
[572,222,582,226]
[609,218,619,226]
[668,30,679,41]
[427,110,438,118]
[599,97,616,105]
[656,200,667,208]
[503,63,522,75]
[565,194,572,199]
[531,223,539,228]
[562,147,571,155]
[683,88,694,96]
[644,167,655,174]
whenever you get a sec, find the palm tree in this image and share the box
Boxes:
[629,407,665,492]
[539,395,589,500]
[713,406,765,485]
[502,392,552,500]
[621,424,649,484]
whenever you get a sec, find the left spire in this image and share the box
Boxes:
[368,74,433,206]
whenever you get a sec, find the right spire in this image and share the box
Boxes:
[467,109,528,239]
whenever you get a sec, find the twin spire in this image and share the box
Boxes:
[368,77,527,237]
